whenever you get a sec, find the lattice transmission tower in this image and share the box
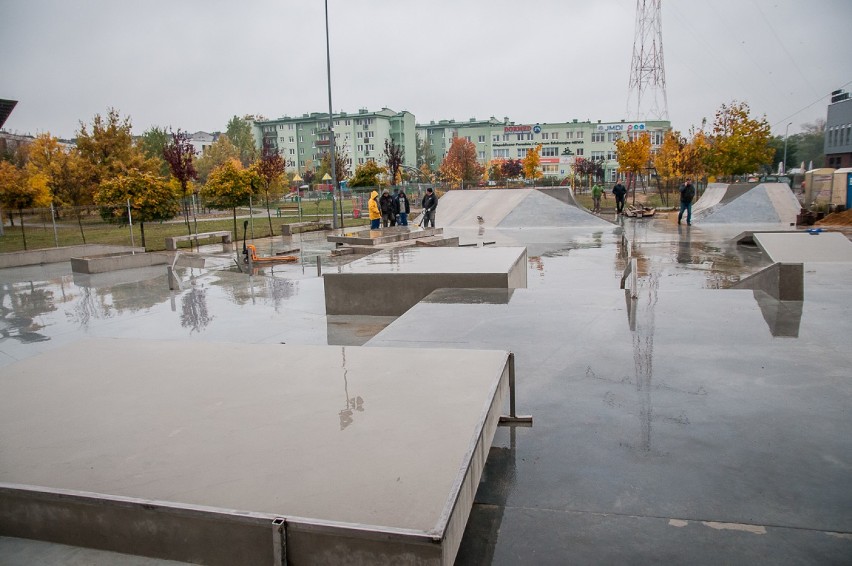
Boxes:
[627,0,668,121]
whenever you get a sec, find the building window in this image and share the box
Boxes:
[566,131,573,139]
[503,134,510,141]
[607,132,621,142]
[493,135,500,142]
[542,147,559,157]
[465,136,472,141]
[576,148,584,156]
[289,149,295,155]
[478,151,486,160]
[345,119,351,126]
[367,144,374,151]
[552,132,559,140]
[576,131,584,139]
[289,136,294,143]
[358,158,365,164]
[478,135,486,143]
[591,132,605,143]
[517,148,529,158]
[299,136,303,142]
[542,132,549,140]
[651,131,664,145]
[494,149,510,158]
[591,151,605,161]
[357,145,363,152]
[542,164,558,173]
[299,148,304,155]
[607,151,617,160]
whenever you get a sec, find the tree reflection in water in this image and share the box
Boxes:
[180,287,213,333]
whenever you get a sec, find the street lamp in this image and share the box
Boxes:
[782,122,792,175]
[324,0,342,230]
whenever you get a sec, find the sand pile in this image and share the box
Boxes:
[817,208,852,227]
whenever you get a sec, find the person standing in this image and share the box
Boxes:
[368,190,381,229]
[612,181,627,215]
[397,188,411,226]
[421,187,438,228]
[391,188,401,226]
[678,178,696,226]
[379,189,395,227]
[591,183,604,214]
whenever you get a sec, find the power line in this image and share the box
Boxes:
[771,79,852,128]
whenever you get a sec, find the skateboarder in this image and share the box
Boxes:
[678,178,696,226]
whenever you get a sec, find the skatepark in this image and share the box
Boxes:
[1,185,851,564]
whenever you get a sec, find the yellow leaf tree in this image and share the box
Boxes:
[202,159,257,238]
[706,100,773,181]
[614,132,651,204]
[653,130,683,206]
[522,144,543,182]
[0,160,50,249]
[681,126,711,182]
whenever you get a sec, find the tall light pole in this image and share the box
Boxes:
[324,0,342,230]
[782,122,792,175]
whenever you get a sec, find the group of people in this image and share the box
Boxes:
[592,179,696,225]
[368,187,438,229]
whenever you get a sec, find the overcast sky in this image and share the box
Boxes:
[1,0,850,140]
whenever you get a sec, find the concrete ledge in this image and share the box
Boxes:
[281,221,332,236]
[328,226,442,246]
[733,262,804,301]
[165,231,232,251]
[70,252,171,274]
[0,245,145,269]
[324,247,527,316]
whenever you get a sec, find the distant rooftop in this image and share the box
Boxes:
[0,99,18,129]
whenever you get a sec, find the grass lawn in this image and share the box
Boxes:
[0,202,369,254]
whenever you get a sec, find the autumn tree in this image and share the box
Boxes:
[202,159,257,238]
[439,137,483,188]
[706,100,773,180]
[96,170,180,248]
[77,109,155,184]
[794,119,825,169]
[653,130,684,206]
[349,160,387,188]
[254,139,286,235]
[416,133,436,172]
[501,158,523,179]
[488,161,505,182]
[522,144,543,181]
[226,115,258,166]
[384,139,404,185]
[572,157,595,188]
[680,126,711,182]
[138,126,171,177]
[317,149,351,186]
[163,130,198,234]
[0,160,50,248]
[615,132,652,203]
[194,134,239,183]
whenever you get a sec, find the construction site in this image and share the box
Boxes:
[1,182,851,565]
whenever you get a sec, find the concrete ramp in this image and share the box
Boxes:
[693,183,800,226]
[752,232,852,263]
[437,188,610,229]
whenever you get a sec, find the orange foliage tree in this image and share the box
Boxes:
[439,137,483,188]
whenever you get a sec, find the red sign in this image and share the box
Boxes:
[504,125,532,133]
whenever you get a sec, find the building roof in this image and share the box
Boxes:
[0,99,18,129]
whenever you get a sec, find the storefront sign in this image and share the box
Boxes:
[596,122,646,132]
[504,125,532,133]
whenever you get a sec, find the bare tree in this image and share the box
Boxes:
[384,139,404,186]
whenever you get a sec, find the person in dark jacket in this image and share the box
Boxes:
[421,188,438,228]
[397,189,411,226]
[379,190,395,227]
[612,181,627,214]
[678,178,696,226]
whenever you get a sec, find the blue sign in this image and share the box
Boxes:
[533,124,542,134]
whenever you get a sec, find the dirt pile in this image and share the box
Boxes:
[817,208,852,226]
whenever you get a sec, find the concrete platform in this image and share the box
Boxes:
[323,246,528,316]
[70,251,171,274]
[327,226,443,245]
[752,231,852,262]
[0,339,511,566]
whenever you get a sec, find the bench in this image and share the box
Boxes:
[276,204,300,217]
[165,231,233,251]
[281,221,333,236]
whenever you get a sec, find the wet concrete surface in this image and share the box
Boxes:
[1,218,851,563]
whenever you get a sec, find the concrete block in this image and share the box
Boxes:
[70,252,171,274]
[324,247,527,316]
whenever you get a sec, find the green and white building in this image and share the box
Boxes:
[416,117,671,182]
[253,108,416,174]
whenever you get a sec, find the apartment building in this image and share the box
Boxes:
[254,108,416,173]
[416,117,671,181]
